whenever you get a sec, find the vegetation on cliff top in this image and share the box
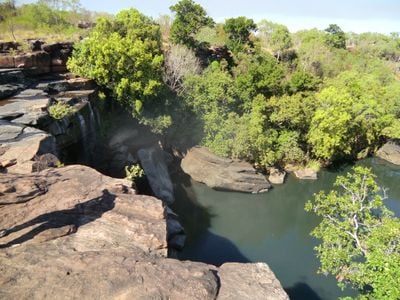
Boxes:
[63,0,400,170]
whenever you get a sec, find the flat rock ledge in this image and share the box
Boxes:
[0,165,288,300]
[181,146,271,193]
[376,140,400,165]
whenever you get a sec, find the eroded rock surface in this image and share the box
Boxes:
[0,165,288,300]
[376,140,400,165]
[181,146,271,193]
[218,263,289,300]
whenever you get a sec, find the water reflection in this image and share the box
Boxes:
[172,158,400,300]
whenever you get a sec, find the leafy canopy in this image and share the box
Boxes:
[169,0,213,48]
[67,9,165,126]
[223,16,256,52]
[306,167,400,299]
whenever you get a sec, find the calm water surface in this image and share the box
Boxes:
[171,158,400,300]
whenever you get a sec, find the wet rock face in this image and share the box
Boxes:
[376,140,400,165]
[181,146,271,193]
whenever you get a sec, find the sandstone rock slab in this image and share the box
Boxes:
[0,121,56,173]
[294,168,318,180]
[181,147,271,193]
[217,262,289,300]
[376,140,400,165]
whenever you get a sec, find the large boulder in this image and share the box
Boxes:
[218,263,289,300]
[376,140,400,165]
[294,168,318,180]
[181,147,271,193]
[0,165,288,300]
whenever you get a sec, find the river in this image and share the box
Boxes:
[171,158,400,300]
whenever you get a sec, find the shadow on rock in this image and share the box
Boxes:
[285,282,322,300]
[0,189,115,248]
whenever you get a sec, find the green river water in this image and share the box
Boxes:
[171,158,400,300]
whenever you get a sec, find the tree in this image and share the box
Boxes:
[163,44,201,92]
[223,16,256,52]
[325,24,346,49]
[234,52,284,108]
[258,20,292,60]
[307,70,399,161]
[169,0,213,48]
[0,0,17,40]
[305,167,400,299]
[67,9,165,128]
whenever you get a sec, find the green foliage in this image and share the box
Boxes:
[125,164,145,181]
[48,101,75,119]
[308,71,400,161]
[287,69,320,93]
[169,0,213,48]
[306,167,400,299]
[258,20,293,60]
[67,9,166,132]
[0,0,87,40]
[325,24,346,49]
[234,52,284,107]
[223,16,256,52]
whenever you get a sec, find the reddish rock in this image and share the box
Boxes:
[0,55,15,68]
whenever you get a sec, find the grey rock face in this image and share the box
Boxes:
[376,140,400,165]
[0,120,56,173]
[138,145,175,204]
[181,146,271,193]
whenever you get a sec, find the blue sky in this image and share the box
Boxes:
[17,0,400,34]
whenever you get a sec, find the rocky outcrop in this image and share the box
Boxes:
[294,168,318,180]
[0,120,56,173]
[376,140,400,165]
[138,145,174,205]
[218,263,289,300]
[268,168,286,185]
[0,41,73,74]
[0,165,288,300]
[181,147,271,193]
[0,74,98,167]
[0,69,29,100]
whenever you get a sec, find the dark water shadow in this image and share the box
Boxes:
[170,166,249,266]
[0,189,115,248]
[179,230,250,266]
[170,167,213,240]
[285,282,323,300]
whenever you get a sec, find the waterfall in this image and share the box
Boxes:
[77,112,89,163]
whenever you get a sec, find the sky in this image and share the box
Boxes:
[17,0,400,34]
